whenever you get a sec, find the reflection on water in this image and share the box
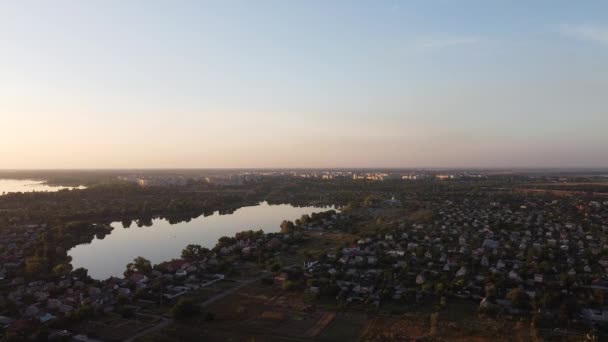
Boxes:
[0,179,84,195]
[68,202,334,279]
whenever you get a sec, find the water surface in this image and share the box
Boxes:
[69,202,334,279]
[0,179,84,195]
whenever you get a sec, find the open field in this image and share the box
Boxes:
[529,182,608,186]
[316,312,367,341]
[70,312,162,341]
[514,188,608,197]
[135,279,533,342]
[276,231,358,266]
[136,281,348,341]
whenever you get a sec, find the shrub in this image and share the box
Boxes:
[171,298,201,320]
[117,306,136,319]
[260,277,274,285]
[282,280,295,291]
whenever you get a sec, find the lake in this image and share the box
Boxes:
[0,179,84,195]
[68,202,334,279]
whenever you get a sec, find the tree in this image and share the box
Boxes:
[434,282,445,296]
[235,229,264,241]
[172,298,201,320]
[24,255,49,277]
[71,267,89,281]
[282,280,295,291]
[124,256,152,277]
[216,236,235,248]
[117,306,136,318]
[121,219,132,228]
[181,244,207,260]
[280,220,295,233]
[321,284,340,297]
[507,288,531,311]
[70,305,95,322]
[300,214,311,225]
[559,296,578,324]
[52,263,72,277]
[116,294,129,306]
[363,195,380,208]
[271,262,282,272]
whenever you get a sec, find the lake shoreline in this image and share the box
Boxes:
[68,201,336,279]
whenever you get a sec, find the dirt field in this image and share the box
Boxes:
[137,281,351,341]
[136,277,534,342]
[71,312,162,341]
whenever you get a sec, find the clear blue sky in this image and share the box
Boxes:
[1,1,607,168]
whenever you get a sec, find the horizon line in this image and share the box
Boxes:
[1,167,608,172]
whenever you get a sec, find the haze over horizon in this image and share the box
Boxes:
[2,1,607,169]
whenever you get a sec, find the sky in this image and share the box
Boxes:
[1,0,607,169]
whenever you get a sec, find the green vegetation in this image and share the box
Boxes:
[171,298,201,320]
[124,256,153,276]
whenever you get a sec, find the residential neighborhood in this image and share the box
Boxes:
[1,172,608,340]
[286,196,608,337]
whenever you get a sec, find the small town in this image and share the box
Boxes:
[0,173,608,340]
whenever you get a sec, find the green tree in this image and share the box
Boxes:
[171,298,201,320]
[280,220,295,233]
[216,236,235,248]
[181,244,207,260]
[282,280,295,291]
[434,282,445,296]
[124,256,152,277]
[71,267,89,281]
[558,297,578,324]
[52,263,72,277]
[271,262,282,272]
[300,214,311,225]
[24,255,49,277]
[506,288,531,311]
[121,219,132,228]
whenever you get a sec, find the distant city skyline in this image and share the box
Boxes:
[1,1,607,168]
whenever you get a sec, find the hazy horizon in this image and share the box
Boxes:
[2,1,607,169]
[2,167,608,173]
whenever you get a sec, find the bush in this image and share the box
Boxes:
[260,277,273,285]
[282,280,295,291]
[117,306,136,318]
[171,298,201,320]
[70,305,95,322]
[116,294,129,306]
